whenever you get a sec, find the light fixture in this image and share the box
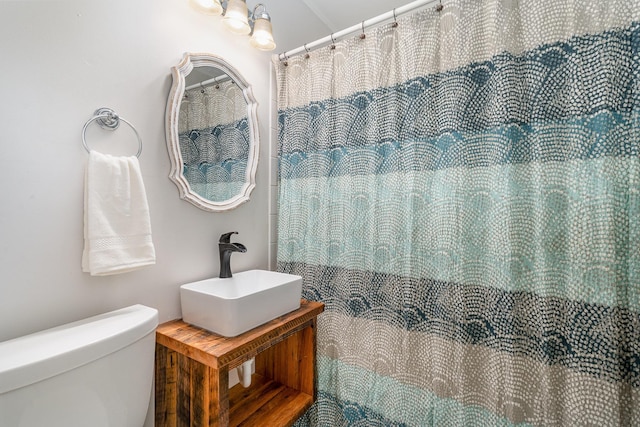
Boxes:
[190,0,277,51]
[222,0,251,35]
[249,4,276,51]
[189,0,223,15]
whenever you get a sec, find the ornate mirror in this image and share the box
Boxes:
[165,52,259,211]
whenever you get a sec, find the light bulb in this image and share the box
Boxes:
[223,0,251,35]
[250,18,276,51]
[189,0,223,15]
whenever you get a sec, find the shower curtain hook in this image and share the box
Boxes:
[359,21,366,39]
[199,82,205,93]
[330,33,336,50]
[436,0,444,12]
[392,8,398,28]
[304,43,310,59]
[278,52,288,66]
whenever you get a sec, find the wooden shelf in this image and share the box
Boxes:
[155,299,324,427]
[228,374,312,427]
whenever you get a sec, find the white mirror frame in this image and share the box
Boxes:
[165,52,259,212]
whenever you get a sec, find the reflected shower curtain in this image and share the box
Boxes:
[178,80,249,201]
[274,0,640,425]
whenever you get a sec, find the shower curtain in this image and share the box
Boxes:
[274,0,639,425]
[178,80,249,201]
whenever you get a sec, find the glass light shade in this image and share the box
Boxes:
[189,0,223,15]
[250,18,276,51]
[223,0,251,35]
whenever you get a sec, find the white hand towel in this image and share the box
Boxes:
[82,151,156,276]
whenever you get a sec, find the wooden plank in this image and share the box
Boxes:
[272,331,299,390]
[229,375,287,427]
[209,366,229,427]
[156,300,325,370]
[228,374,314,427]
[255,327,312,392]
[176,353,192,427]
[190,359,209,426]
[236,386,313,427]
[228,374,272,408]
[287,331,301,389]
[156,325,228,368]
[155,344,178,427]
[254,343,277,383]
[299,318,317,397]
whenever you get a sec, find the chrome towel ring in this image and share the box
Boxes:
[82,107,143,158]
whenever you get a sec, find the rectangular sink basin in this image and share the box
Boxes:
[180,269,302,337]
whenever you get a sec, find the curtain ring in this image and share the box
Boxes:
[279,52,289,66]
[436,0,444,12]
[330,33,336,50]
[392,8,398,28]
[304,43,310,59]
[199,82,205,94]
[359,21,366,39]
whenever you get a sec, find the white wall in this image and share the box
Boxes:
[0,0,273,341]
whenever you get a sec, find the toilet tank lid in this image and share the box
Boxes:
[0,304,158,394]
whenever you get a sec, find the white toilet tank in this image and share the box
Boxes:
[0,304,158,427]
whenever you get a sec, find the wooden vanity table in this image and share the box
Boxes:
[155,299,324,427]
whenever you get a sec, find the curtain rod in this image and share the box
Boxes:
[185,74,233,91]
[278,0,441,61]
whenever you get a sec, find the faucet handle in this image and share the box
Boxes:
[219,231,239,243]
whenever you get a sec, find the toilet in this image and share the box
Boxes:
[0,304,158,427]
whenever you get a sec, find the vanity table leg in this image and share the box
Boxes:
[299,318,317,399]
[155,344,178,426]
[155,343,229,427]
[180,359,229,427]
[208,366,230,426]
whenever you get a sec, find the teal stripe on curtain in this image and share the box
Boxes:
[275,0,640,425]
[278,156,639,311]
[313,356,533,427]
[280,110,638,179]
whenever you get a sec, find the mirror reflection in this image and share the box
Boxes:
[166,53,259,212]
[179,66,249,203]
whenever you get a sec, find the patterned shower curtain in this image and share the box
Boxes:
[178,80,249,202]
[274,0,639,425]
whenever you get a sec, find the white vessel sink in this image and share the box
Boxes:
[180,269,302,337]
